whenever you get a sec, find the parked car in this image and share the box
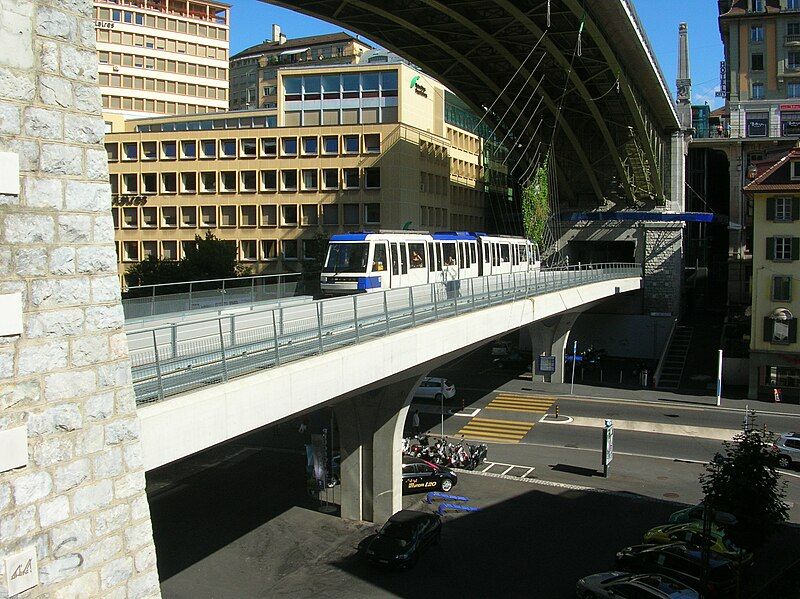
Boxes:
[491,340,513,356]
[358,509,441,568]
[414,377,456,401]
[668,502,737,528]
[576,571,699,599]
[493,351,531,369]
[773,432,800,468]
[643,523,751,563]
[615,543,738,597]
[402,456,458,494]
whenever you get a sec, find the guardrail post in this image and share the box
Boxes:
[316,302,324,353]
[222,278,226,307]
[170,324,177,360]
[271,310,281,365]
[454,282,459,316]
[217,318,229,382]
[278,306,284,336]
[470,278,476,310]
[152,330,165,402]
[230,315,236,347]
[383,291,390,334]
[409,287,416,326]
[433,283,439,320]
[150,285,156,317]
[500,274,505,300]
[511,273,517,301]
[353,295,360,343]
[250,277,255,304]
[188,283,193,311]
[278,275,283,300]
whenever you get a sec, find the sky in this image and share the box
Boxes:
[228,1,726,109]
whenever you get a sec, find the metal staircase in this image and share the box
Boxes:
[656,326,693,391]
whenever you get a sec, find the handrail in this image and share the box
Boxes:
[653,317,678,388]
[128,263,641,406]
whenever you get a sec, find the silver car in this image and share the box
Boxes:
[576,572,698,599]
[773,432,800,468]
[413,377,456,401]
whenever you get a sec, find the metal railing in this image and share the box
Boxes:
[128,263,641,405]
[121,273,307,320]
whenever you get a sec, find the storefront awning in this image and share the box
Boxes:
[280,47,309,56]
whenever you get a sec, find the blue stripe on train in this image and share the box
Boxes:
[357,276,382,290]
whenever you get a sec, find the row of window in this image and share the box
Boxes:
[118,237,314,264]
[283,72,398,100]
[110,167,382,195]
[98,51,228,81]
[420,172,449,197]
[101,94,223,115]
[766,197,800,221]
[284,106,398,128]
[113,202,381,230]
[95,3,228,33]
[447,127,481,155]
[106,133,381,161]
[96,27,227,60]
[751,0,800,11]
[766,236,800,261]
[451,184,486,208]
[450,158,483,181]
[134,115,278,133]
[99,73,227,101]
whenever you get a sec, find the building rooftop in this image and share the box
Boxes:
[719,0,783,18]
[231,31,370,61]
[744,145,800,193]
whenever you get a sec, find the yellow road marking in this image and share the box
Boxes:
[485,406,548,413]
[460,422,530,434]
[467,416,533,427]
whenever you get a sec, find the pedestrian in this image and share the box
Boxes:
[299,417,313,475]
[411,409,421,437]
[716,123,723,138]
[774,387,782,403]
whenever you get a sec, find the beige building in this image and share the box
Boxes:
[106,61,501,281]
[744,145,800,400]
[229,26,371,111]
[93,0,230,119]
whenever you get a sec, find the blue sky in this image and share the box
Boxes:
[229,1,726,109]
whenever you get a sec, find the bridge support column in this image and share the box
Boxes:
[528,313,582,383]
[334,375,423,523]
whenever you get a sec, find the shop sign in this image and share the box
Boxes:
[96,20,115,29]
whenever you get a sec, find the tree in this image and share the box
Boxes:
[699,413,789,552]
[301,229,330,274]
[182,231,250,281]
[124,256,183,289]
[521,153,550,248]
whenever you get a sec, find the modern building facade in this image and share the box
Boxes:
[93,0,230,119]
[106,61,503,280]
[744,145,800,400]
[229,26,371,111]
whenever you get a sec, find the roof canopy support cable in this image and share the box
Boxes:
[486,51,547,147]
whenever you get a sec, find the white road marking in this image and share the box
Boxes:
[538,414,574,424]
[449,408,481,417]
[539,416,739,441]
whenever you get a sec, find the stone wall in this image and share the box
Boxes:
[643,222,683,316]
[0,0,160,597]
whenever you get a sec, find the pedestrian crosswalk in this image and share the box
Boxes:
[485,392,554,414]
[456,417,534,443]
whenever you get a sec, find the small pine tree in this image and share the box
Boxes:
[699,413,789,552]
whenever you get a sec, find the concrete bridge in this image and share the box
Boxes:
[133,264,641,521]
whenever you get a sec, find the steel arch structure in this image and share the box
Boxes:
[263,0,680,208]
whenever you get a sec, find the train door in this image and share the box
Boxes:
[441,242,458,283]
[407,240,428,287]
[390,242,407,288]
[370,242,389,287]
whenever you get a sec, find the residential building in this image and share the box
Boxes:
[744,145,800,400]
[105,60,505,280]
[93,0,230,119]
[229,26,371,111]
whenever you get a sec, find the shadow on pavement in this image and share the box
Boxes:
[549,463,602,477]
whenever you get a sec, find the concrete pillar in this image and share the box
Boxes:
[747,359,760,400]
[334,375,423,523]
[528,313,581,383]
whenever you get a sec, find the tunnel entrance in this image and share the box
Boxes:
[565,240,636,264]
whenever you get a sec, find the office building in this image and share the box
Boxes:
[93,0,230,119]
[229,26,371,111]
[744,145,800,400]
[105,60,506,280]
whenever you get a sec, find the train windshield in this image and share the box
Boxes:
[323,243,369,273]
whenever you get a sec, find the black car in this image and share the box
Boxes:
[402,457,458,495]
[358,509,442,568]
[616,543,738,597]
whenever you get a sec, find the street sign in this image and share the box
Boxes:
[715,61,727,98]
[536,355,556,374]
[602,419,613,477]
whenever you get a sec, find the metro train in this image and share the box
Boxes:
[320,231,541,295]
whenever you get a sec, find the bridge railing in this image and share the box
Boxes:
[128,263,641,405]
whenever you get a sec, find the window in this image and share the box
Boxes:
[200,206,216,227]
[790,0,800,10]
[261,239,277,260]
[282,239,298,260]
[220,171,236,192]
[768,366,800,388]
[261,170,277,192]
[343,203,359,226]
[364,134,381,153]
[322,168,339,190]
[200,139,216,158]
[240,171,257,192]
[281,169,297,191]
[365,168,381,189]
[790,52,800,69]
[141,173,157,194]
[790,22,800,35]
[752,82,765,100]
[281,137,298,156]
[343,135,359,154]
[302,136,318,155]
[180,140,196,159]
[239,240,257,262]
[789,82,800,98]
[162,241,178,261]
[105,143,118,161]
[343,168,360,189]
[752,53,764,71]
[793,162,800,180]
[220,205,236,227]
[301,169,318,191]
[200,171,216,193]
[773,276,793,301]
[122,142,137,160]
[281,205,298,226]
[180,172,196,194]
[240,138,257,157]
[752,0,764,10]
[122,207,138,228]
[365,203,381,225]
[141,207,157,228]
[321,204,338,225]
[261,137,277,157]
[180,206,197,228]
[770,197,796,220]
[259,205,278,227]
[220,139,236,158]
[161,206,177,228]
[301,204,318,226]
[161,172,177,194]
[769,236,798,261]
[752,25,764,42]
[240,205,257,227]
[322,135,338,154]
[122,241,138,262]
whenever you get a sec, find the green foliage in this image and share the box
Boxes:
[699,415,789,552]
[522,154,550,246]
[125,231,250,287]
[301,229,330,275]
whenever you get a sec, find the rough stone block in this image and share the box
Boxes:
[71,335,110,367]
[105,417,139,445]
[92,215,114,243]
[0,349,13,379]
[1,380,40,410]
[26,307,84,338]
[39,74,73,109]
[44,370,96,402]
[101,556,133,591]
[114,471,145,500]
[24,176,63,209]
[14,247,48,276]
[84,391,114,421]
[53,458,89,492]
[39,495,70,527]
[0,67,35,101]
[93,504,130,537]
[31,278,91,308]
[4,214,54,243]
[124,520,153,552]
[49,247,76,275]
[41,143,81,175]
[72,479,112,515]
[36,6,75,41]
[74,83,101,114]
[0,103,21,134]
[85,148,108,180]
[130,495,150,522]
[64,114,104,144]
[24,106,63,140]
[52,572,100,599]
[133,546,156,574]
[60,45,98,82]
[57,214,91,242]
[76,245,116,274]
[32,436,73,467]
[85,304,124,330]
[65,181,110,212]
[127,571,160,599]
[12,471,52,506]
[0,505,36,540]
[81,534,122,569]
[75,424,104,456]
[93,446,122,477]
[91,275,120,303]
[18,341,68,376]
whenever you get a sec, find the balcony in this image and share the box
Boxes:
[785,34,800,46]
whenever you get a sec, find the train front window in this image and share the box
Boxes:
[323,243,369,273]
